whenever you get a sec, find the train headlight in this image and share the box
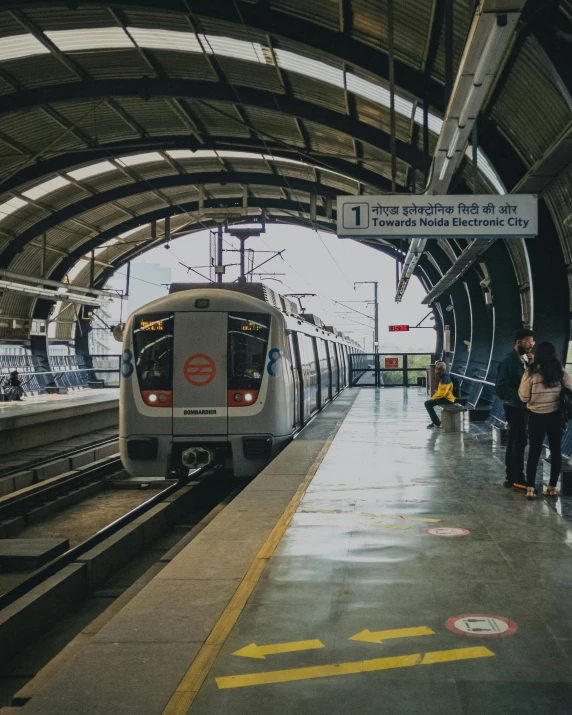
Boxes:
[158,394,167,403]
[233,392,244,402]
[244,393,253,402]
[148,393,158,403]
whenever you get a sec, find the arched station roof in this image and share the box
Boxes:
[0,0,570,359]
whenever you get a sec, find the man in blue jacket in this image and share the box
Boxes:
[496,328,535,490]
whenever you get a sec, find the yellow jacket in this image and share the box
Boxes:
[432,376,455,402]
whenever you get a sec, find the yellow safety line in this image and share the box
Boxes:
[162,411,347,715]
[215,646,494,689]
[349,626,435,643]
[233,639,325,659]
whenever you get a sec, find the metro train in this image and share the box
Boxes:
[119,283,364,478]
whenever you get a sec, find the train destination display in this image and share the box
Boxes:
[337,195,538,239]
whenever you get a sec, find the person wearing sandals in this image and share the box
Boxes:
[424,361,455,428]
[518,341,572,500]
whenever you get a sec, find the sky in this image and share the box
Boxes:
[106,225,435,355]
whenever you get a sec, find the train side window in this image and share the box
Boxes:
[227,313,270,390]
[333,343,341,393]
[324,341,333,400]
[133,314,174,391]
[299,333,318,415]
[316,339,331,404]
[288,333,301,427]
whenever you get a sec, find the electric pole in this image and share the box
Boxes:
[354,281,379,353]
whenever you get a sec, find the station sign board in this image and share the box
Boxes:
[337,195,538,240]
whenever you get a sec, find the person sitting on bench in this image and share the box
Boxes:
[2,370,24,401]
[425,361,455,428]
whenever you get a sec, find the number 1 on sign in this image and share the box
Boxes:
[352,205,361,226]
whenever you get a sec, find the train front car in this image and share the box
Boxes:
[119,287,293,478]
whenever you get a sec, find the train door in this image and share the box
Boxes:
[172,312,228,436]
[288,333,301,426]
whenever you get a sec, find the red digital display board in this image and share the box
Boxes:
[389,325,410,332]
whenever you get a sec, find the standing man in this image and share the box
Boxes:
[496,328,535,491]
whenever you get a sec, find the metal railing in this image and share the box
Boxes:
[349,353,432,388]
[0,354,121,395]
[450,372,495,388]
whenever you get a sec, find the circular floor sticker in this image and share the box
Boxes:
[424,527,470,537]
[446,615,518,637]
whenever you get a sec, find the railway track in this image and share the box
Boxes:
[0,452,123,527]
[0,460,246,708]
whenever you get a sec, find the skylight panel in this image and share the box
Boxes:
[117,152,164,167]
[347,74,414,118]
[128,27,202,53]
[22,176,70,201]
[467,147,506,195]
[413,107,443,135]
[201,35,266,64]
[99,238,120,249]
[167,150,219,160]
[263,155,306,166]
[0,34,49,62]
[217,151,264,160]
[67,161,117,181]
[118,225,148,238]
[66,259,89,283]
[166,150,196,159]
[275,49,344,88]
[46,28,134,52]
[0,197,28,223]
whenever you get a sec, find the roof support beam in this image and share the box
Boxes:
[43,197,337,285]
[0,136,390,199]
[512,120,572,196]
[395,0,525,303]
[3,0,443,109]
[421,237,495,303]
[0,171,349,268]
[0,79,424,174]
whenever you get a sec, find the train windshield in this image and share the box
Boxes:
[133,314,174,391]
[228,313,270,390]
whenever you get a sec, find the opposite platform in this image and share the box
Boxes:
[0,389,119,455]
[12,388,572,715]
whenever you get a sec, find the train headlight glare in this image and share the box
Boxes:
[233,392,244,402]
[244,393,253,402]
[158,393,167,403]
[148,393,158,403]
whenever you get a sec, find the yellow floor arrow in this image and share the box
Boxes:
[349,626,435,644]
[217,646,494,689]
[232,639,325,660]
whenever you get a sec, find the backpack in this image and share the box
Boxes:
[560,386,572,424]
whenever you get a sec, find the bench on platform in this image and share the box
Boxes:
[436,403,468,433]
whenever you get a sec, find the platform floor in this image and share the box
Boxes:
[0,388,119,422]
[187,389,572,715]
[14,388,572,715]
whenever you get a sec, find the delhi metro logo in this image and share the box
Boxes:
[184,354,216,386]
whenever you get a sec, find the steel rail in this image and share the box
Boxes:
[0,462,217,611]
[0,436,118,481]
[0,455,122,520]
